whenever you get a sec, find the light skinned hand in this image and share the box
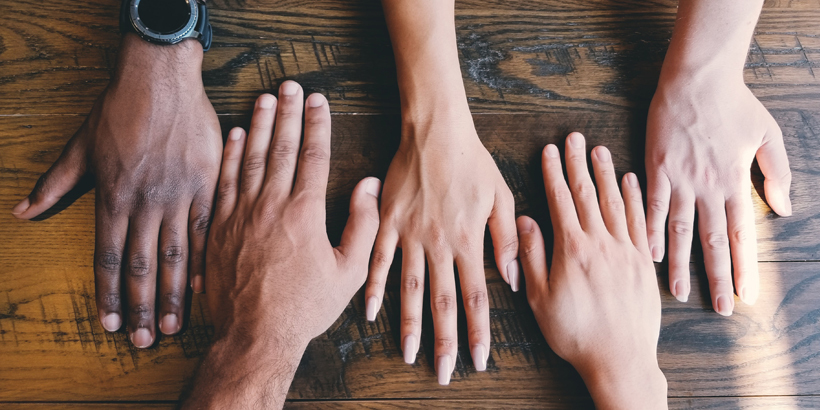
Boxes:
[519,133,666,409]
[184,83,381,409]
[11,35,222,347]
[364,110,518,384]
[646,76,791,315]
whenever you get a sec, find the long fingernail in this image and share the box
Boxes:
[365,178,381,197]
[281,81,299,96]
[366,296,379,321]
[471,344,487,371]
[507,260,519,292]
[650,245,663,262]
[403,335,418,364]
[160,314,180,335]
[11,198,30,216]
[436,355,452,386]
[672,280,688,303]
[192,275,204,293]
[715,295,734,317]
[131,328,153,348]
[569,132,584,148]
[102,313,121,332]
[258,94,275,109]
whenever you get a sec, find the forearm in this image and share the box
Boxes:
[381,0,470,124]
[181,333,307,410]
[661,0,763,81]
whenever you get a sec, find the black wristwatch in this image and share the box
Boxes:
[120,0,212,52]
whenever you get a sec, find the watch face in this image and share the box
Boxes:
[137,0,192,34]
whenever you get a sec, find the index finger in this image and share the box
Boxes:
[541,144,580,234]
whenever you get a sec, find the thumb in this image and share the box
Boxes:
[337,177,382,280]
[756,118,792,216]
[12,135,86,219]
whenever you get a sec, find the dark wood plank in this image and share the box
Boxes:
[1,0,817,115]
[2,113,820,401]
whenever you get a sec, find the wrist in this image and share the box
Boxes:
[115,32,204,82]
[576,356,667,410]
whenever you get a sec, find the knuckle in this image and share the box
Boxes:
[433,294,457,313]
[162,291,183,307]
[161,245,185,265]
[402,315,421,328]
[648,198,668,214]
[96,249,122,274]
[669,220,692,236]
[464,290,488,311]
[402,275,422,293]
[270,141,298,159]
[217,181,237,202]
[604,197,624,212]
[435,336,457,351]
[243,154,267,174]
[549,186,572,204]
[497,235,519,256]
[731,227,749,244]
[192,213,211,236]
[371,250,393,271]
[130,303,153,321]
[127,254,152,279]
[704,232,729,251]
[521,241,544,263]
[266,157,293,181]
[573,182,596,199]
[300,144,329,165]
[564,234,586,259]
[100,292,120,309]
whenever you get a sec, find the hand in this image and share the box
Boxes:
[364,109,519,385]
[518,133,666,409]
[10,34,222,347]
[645,74,791,315]
[185,84,381,409]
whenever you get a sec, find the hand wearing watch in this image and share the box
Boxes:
[120,0,213,51]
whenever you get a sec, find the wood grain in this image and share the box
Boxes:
[1,0,818,115]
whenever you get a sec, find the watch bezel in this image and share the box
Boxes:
[128,0,199,45]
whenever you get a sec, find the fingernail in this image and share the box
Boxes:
[650,245,663,262]
[365,178,381,197]
[160,314,180,335]
[545,144,559,158]
[569,132,584,148]
[11,198,30,216]
[101,313,121,332]
[596,147,610,162]
[471,344,487,371]
[281,81,299,96]
[740,286,758,305]
[627,173,638,188]
[192,275,204,293]
[507,260,519,292]
[131,328,153,348]
[436,355,452,386]
[672,280,688,303]
[403,335,417,364]
[366,296,379,321]
[783,188,793,216]
[307,93,326,107]
[229,128,243,141]
[258,94,275,109]
[715,295,734,317]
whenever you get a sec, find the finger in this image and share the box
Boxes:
[646,169,671,262]
[263,80,304,199]
[239,94,277,202]
[428,252,458,386]
[336,177,382,278]
[12,134,86,219]
[292,93,331,196]
[516,216,548,296]
[456,245,490,372]
[94,195,127,333]
[399,244,425,365]
[591,146,628,239]
[541,144,581,234]
[564,132,605,232]
[667,190,695,303]
[621,173,650,254]
[364,227,398,321]
[756,119,792,216]
[727,192,759,306]
[158,210,188,335]
[488,185,519,292]
[188,185,215,294]
[214,128,246,222]
[697,199,734,316]
[124,215,162,348]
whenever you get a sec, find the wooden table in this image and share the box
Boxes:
[2,0,819,408]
